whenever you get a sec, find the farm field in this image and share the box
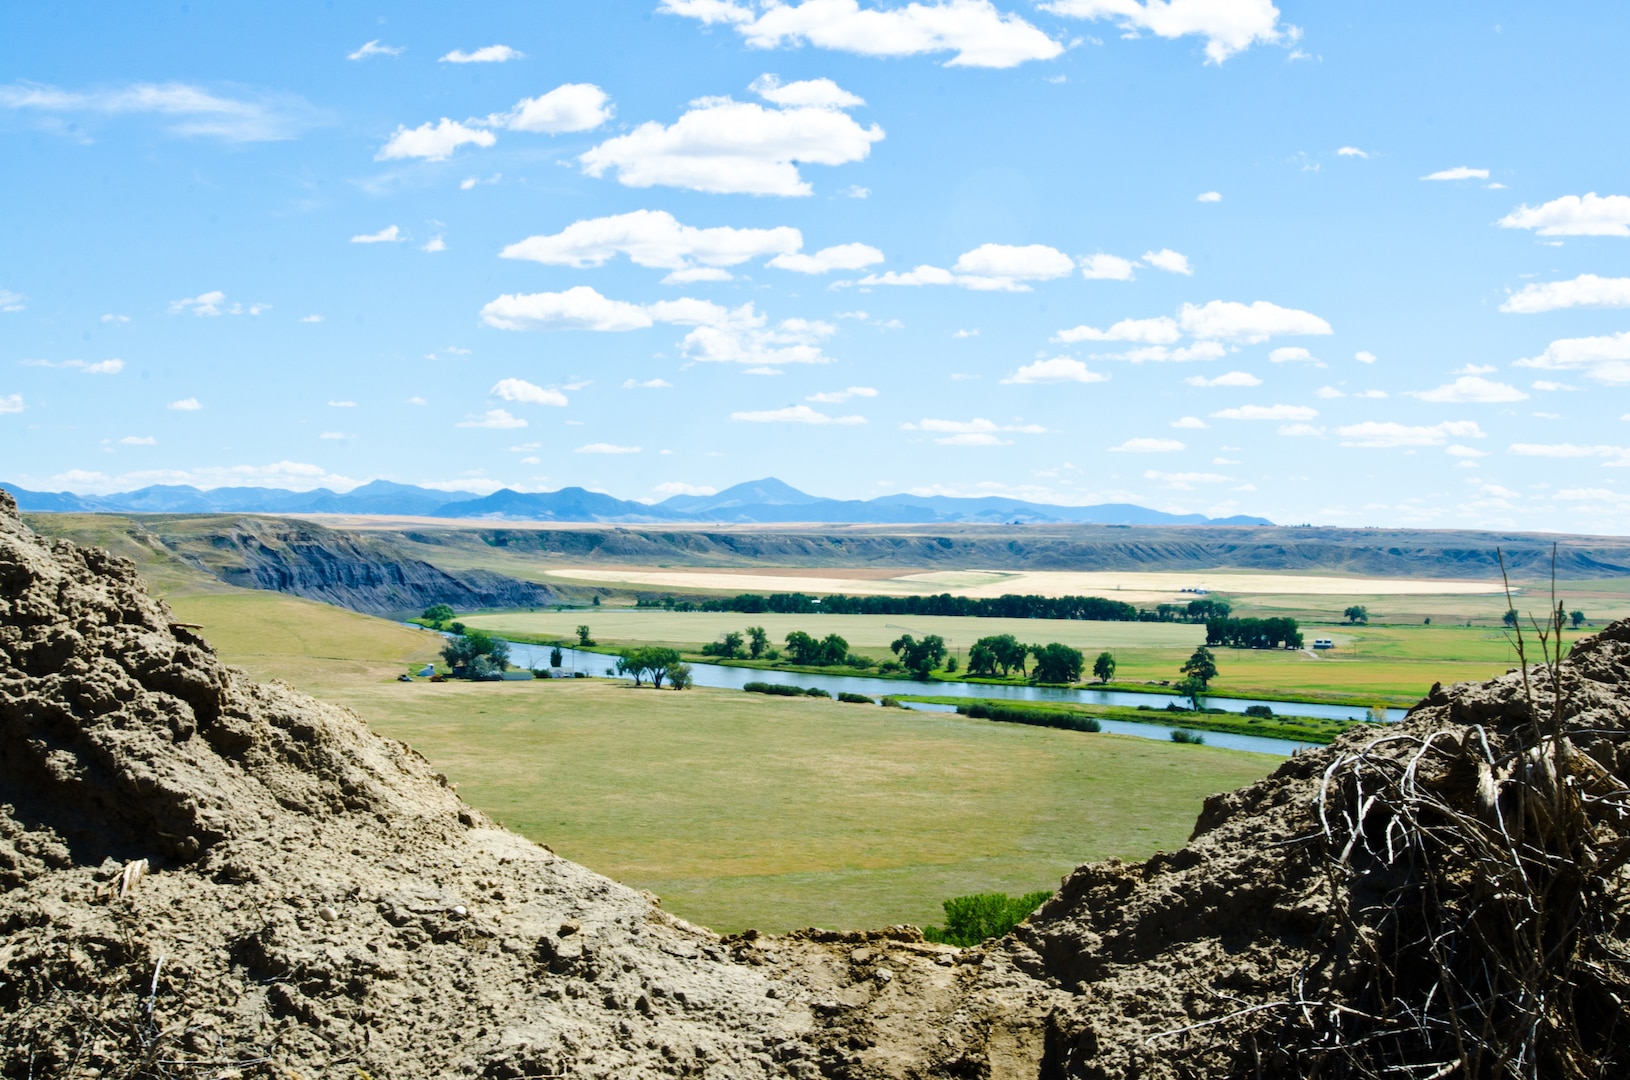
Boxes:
[161,588,1273,934]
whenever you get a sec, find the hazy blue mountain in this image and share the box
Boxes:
[6,477,1272,526]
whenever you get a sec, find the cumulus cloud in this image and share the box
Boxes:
[348,40,404,60]
[167,398,201,411]
[0,81,320,142]
[1078,253,1136,281]
[22,358,124,375]
[660,0,1064,68]
[807,385,877,402]
[1211,403,1318,421]
[504,84,614,134]
[1501,274,1630,314]
[0,394,23,414]
[351,225,403,243]
[1180,300,1332,343]
[1053,316,1180,344]
[422,236,446,253]
[0,290,26,313]
[1408,376,1528,404]
[1108,437,1185,452]
[732,404,865,424]
[1446,444,1487,458]
[579,86,881,196]
[1041,0,1288,63]
[768,242,885,273]
[481,286,658,332]
[1091,342,1228,363]
[1141,248,1193,275]
[119,435,156,445]
[1356,350,1377,364]
[1337,146,1368,158]
[1421,166,1489,181]
[441,45,525,63]
[858,243,1074,291]
[1337,420,1486,448]
[750,74,865,108]
[167,291,266,317]
[501,210,802,275]
[1171,416,1208,429]
[491,378,569,407]
[678,308,839,367]
[300,314,323,323]
[1001,357,1109,384]
[1497,193,1630,237]
[1514,330,1630,385]
[653,481,718,497]
[576,442,642,453]
[1268,346,1320,364]
[1197,191,1222,202]
[457,409,528,429]
[376,119,496,162]
[1185,370,1261,387]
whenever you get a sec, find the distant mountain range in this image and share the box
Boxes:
[4,477,1273,526]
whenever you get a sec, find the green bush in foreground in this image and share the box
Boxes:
[743,681,831,698]
[1170,728,1206,744]
[837,692,875,704]
[958,702,1102,733]
[923,890,1053,947]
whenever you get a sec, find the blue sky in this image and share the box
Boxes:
[5,1,1630,529]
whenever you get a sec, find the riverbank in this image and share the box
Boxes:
[892,695,1364,745]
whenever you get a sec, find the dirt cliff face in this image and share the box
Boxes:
[2,488,1627,1079]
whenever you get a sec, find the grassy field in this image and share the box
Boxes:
[160,589,1274,933]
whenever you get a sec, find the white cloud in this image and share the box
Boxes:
[1092,341,1228,363]
[807,385,878,402]
[1408,376,1528,404]
[953,328,979,338]
[1356,389,1388,399]
[1531,380,1575,392]
[1268,346,1320,363]
[1509,443,1630,463]
[422,236,447,253]
[653,481,718,497]
[1497,193,1630,237]
[579,90,882,196]
[376,119,496,162]
[1315,386,1344,399]
[491,378,569,407]
[1179,300,1332,343]
[1211,403,1318,421]
[0,81,318,141]
[1277,423,1324,437]
[1500,274,1630,314]
[1186,370,1261,387]
[1171,416,1208,429]
[1337,420,1486,448]
[100,313,128,324]
[504,84,614,134]
[46,461,359,495]
[1054,316,1179,344]
[768,242,885,273]
[857,243,1073,291]
[0,289,24,313]
[1514,330,1630,385]
[844,184,870,198]
[1108,437,1185,452]
[1078,253,1136,280]
[21,358,124,375]
[1421,166,1489,181]
[326,400,356,408]
[732,404,865,424]
[351,225,403,244]
[501,209,802,273]
[575,442,642,453]
[481,286,657,332]
[1001,357,1109,384]
[1355,350,1377,364]
[119,435,156,445]
[662,0,1064,68]
[1197,190,1222,202]
[1041,0,1287,63]
[1454,363,1496,375]
[624,378,675,389]
[457,409,528,429]
[678,308,838,367]
[348,40,404,60]
[903,417,1043,446]
[441,45,525,63]
[300,314,323,323]
[167,398,202,411]
[169,290,227,316]
[1145,469,1232,489]
[1140,248,1192,275]
[856,265,956,287]
[1336,146,1368,158]
[664,267,735,283]
[750,74,865,109]
[0,394,24,414]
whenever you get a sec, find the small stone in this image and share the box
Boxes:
[873,967,893,983]
[849,948,871,964]
[558,919,581,937]
[450,905,468,918]
[317,904,339,923]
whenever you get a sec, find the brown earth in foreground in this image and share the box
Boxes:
[3,488,1627,1078]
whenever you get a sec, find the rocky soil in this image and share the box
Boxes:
[3,488,1627,1078]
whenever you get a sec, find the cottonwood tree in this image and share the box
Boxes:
[890,633,947,679]
[1180,645,1218,689]
[1344,605,1369,624]
[1093,651,1116,683]
[746,626,769,658]
[1029,643,1084,684]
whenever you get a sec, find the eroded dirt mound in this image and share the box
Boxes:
[3,486,1628,1079]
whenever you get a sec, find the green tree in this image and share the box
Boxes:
[617,646,684,688]
[971,634,1027,677]
[783,631,821,665]
[1092,651,1116,683]
[746,626,769,659]
[1180,645,1218,689]
[576,624,596,646]
[1502,609,1518,628]
[890,633,947,679]
[591,595,601,607]
[549,646,563,668]
[421,603,455,627]
[1029,643,1084,684]
[818,633,850,666]
[967,641,998,677]
[667,662,693,690]
[1343,605,1369,624]
[702,630,745,659]
[441,630,510,678]
[1571,610,1586,628]
[922,891,1052,947]
[1174,675,1206,711]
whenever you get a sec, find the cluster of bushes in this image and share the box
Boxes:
[440,629,511,681]
[922,891,1052,947]
[965,634,1087,684]
[639,592,1236,624]
[957,702,1102,733]
[615,647,691,689]
[1170,729,1207,745]
[743,681,829,698]
[1205,616,1303,649]
[837,692,875,704]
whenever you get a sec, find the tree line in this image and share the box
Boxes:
[640,592,1231,623]
[1204,616,1304,649]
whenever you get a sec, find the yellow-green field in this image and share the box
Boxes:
[161,588,1273,933]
